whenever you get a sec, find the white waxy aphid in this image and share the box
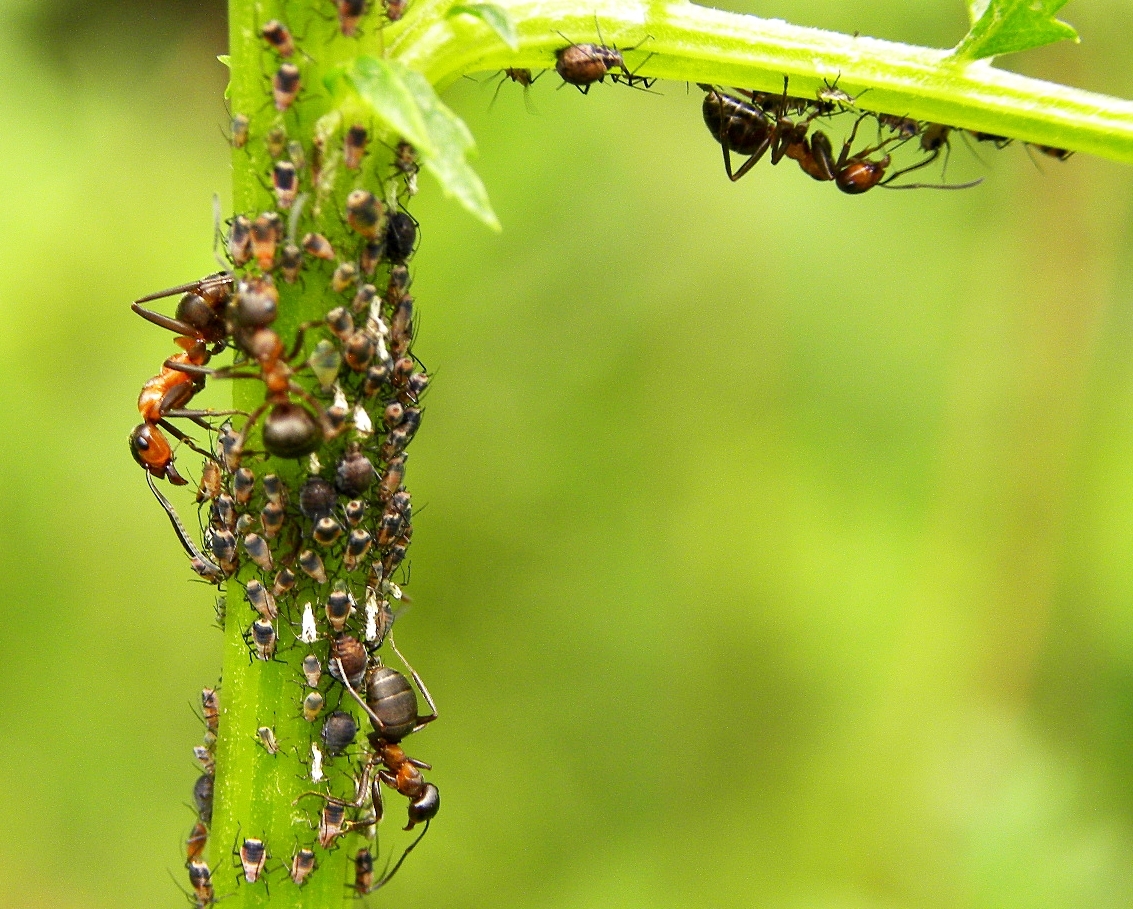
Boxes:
[367,304,389,338]
[310,742,324,782]
[308,452,322,474]
[364,587,379,642]
[384,580,403,601]
[374,335,390,364]
[332,382,349,414]
[256,726,279,754]
[353,404,373,436]
[300,602,318,643]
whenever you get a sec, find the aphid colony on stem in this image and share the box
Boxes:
[132,7,442,901]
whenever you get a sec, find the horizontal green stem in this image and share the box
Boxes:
[386,0,1133,164]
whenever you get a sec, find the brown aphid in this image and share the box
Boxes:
[186,821,208,863]
[260,501,285,539]
[211,494,237,532]
[313,516,344,546]
[235,513,257,535]
[201,687,220,737]
[302,691,326,722]
[232,467,255,505]
[272,161,299,209]
[354,847,374,894]
[401,371,429,406]
[385,0,407,20]
[877,112,920,139]
[345,189,382,239]
[301,232,335,261]
[256,725,280,754]
[209,528,238,574]
[194,744,215,774]
[394,140,418,177]
[299,476,336,520]
[261,19,295,56]
[298,549,328,584]
[290,848,317,886]
[244,533,274,571]
[363,359,393,397]
[246,579,278,620]
[336,443,375,496]
[302,654,322,687]
[239,838,267,883]
[386,264,410,305]
[279,243,302,283]
[194,773,215,825]
[352,283,378,314]
[272,567,297,597]
[231,113,250,149]
[325,586,355,631]
[262,474,284,504]
[325,306,354,340]
[265,125,287,159]
[345,500,366,526]
[379,454,407,502]
[251,619,277,660]
[383,402,405,428]
[196,460,222,504]
[187,861,214,907]
[318,801,348,848]
[337,0,366,36]
[360,239,383,276]
[251,212,284,271]
[228,214,253,266]
[389,296,413,357]
[343,528,373,571]
[344,124,369,169]
[392,355,414,388]
[1031,143,1074,160]
[273,63,301,112]
[329,634,367,688]
[332,262,359,294]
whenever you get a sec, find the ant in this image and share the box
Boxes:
[296,638,439,887]
[555,22,653,93]
[699,80,811,182]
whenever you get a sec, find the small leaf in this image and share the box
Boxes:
[953,0,1078,61]
[346,57,434,155]
[400,70,501,230]
[446,3,519,51]
[217,54,231,68]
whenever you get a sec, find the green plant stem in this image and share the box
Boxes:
[386,0,1133,164]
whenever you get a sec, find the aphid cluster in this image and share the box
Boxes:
[134,5,442,901]
[699,78,1071,191]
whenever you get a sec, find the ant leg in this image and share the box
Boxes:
[232,402,270,458]
[388,634,437,727]
[156,418,216,461]
[163,360,260,381]
[286,320,325,362]
[146,473,227,582]
[366,821,430,893]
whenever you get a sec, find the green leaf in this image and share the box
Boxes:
[953,0,1078,61]
[345,57,435,155]
[217,54,231,68]
[400,69,501,230]
[446,3,519,51]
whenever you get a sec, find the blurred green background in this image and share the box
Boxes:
[3,0,1133,906]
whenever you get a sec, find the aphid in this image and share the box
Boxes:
[555,29,651,93]
[317,801,347,848]
[279,243,302,283]
[344,528,373,571]
[313,516,344,546]
[251,619,277,660]
[225,214,254,267]
[332,262,358,294]
[401,371,429,406]
[272,567,297,597]
[389,295,413,357]
[301,232,335,261]
[337,0,366,36]
[336,443,375,496]
[299,477,336,520]
[353,403,374,437]
[300,602,318,643]
[303,691,326,722]
[326,385,350,434]
[187,860,214,907]
[969,130,1013,149]
[378,512,404,548]
[345,500,366,526]
[299,549,328,584]
[194,745,215,774]
[273,63,301,112]
[239,838,267,883]
[263,474,284,504]
[325,587,354,632]
[329,634,367,688]
[391,355,415,388]
[231,113,250,149]
[202,688,220,738]
[379,454,407,503]
[344,124,369,169]
[385,0,407,21]
[244,533,274,571]
[233,467,255,505]
[326,306,354,340]
[302,654,322,687]
[209,528,239,575]
[354,848,374,895]
[384,212,417,264]
[210,494,237,532]
[272,161,299,209]
[195,460,222,506]
[345,189,382,239]
[352,283,378,314]
[265,125,287,159]
[1030,143,1073,160]
[876,112,920,139]
[246,580,278,620]
[261,19,295,56]
[363,360,392,396]
[290,848,317,886]
[321,710,359,756]
[217,421,242,472]
[187,820,208,863]
[251,212,284,270]
[360,239,383,276]
[194,773,215,825]
[393,140,418,193]
[256,725,280,754]
[260,501,285,539]
[343,330,376,371]
[364,588,394,645]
